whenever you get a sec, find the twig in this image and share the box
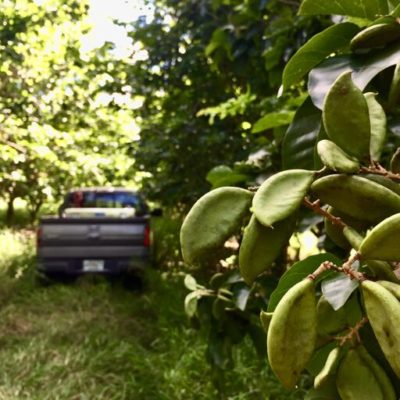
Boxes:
[359,164,400,182]
[334,317,369,346]
[303,197,346,228]
[308,261,338,280]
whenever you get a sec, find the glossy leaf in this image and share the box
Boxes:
[323,71,370,160]
[309,42,400,109]
[282,97,321,170]
[283,23,359,90]
[299,0,388,19]
[253,169,314,226]
[321,269,360,310]
[267,253,342,312]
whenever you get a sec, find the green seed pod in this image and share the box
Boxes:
[341,227,398,282]
[362,174,400,196]
[314,347,342,389]
[239,215,295,285]
[350,23,400,50]
[364,260,399,282]
[253,169,314,227]
[260,310,273,334]
[325,207,369,250]
[356,345,396,400]
[323,71,370,161]
[389,64,400,112]
[365,93,386,162]
[316,140,360,173]
[311,175,400,223]
[180,187,253,266]
[336,349,384,400]
[359,213,400,261]
[267,278,317,389]
[361,280,400,377]
[377,280,400,299]
[316,295,348,336]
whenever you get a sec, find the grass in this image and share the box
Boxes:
[0,228,306,400]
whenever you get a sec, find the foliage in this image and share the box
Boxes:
[180,0,400,397]
[0,0,140,224]
[127,0,330,208]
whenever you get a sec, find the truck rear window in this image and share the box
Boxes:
[63,191,148,214]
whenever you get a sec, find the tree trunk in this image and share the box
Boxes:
[6,197,15,226]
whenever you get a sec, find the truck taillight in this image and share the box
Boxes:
[36,227,42,249]
[144,225,151,247]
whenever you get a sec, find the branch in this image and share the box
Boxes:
[334,317,369,346]
[359,163,400,182]
[303,197,346,228]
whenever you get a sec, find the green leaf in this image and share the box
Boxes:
[307,342,337,376]
[205,28,232,59]
[365,93,387,161]
[267,253,342,312]
[184,274,198,291]
[321,272,359,311]
[299,0,388,20]
[253,169,315,226]
[388,63,400,109]
[282,97,321,170]
[184,291,199,318]
[323,71,370,160]
[309,42,400,109]
[206,165,248,188]
[283,23,359,90]
[251,111,295,133]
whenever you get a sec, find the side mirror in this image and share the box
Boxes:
[151,208,163,217]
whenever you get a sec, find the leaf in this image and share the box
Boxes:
[299,0,388,19]
[251,111,295,133]
[184,274,198,291]
[233,284,251,311]
[282,97,322,170]
[390,147,400,172]
[206,165,248,188]
[321,270,360,311]
[184,291,199,318]
[350,22,400,50]
[253,169,315,226]
[283,23,359,90]
[205,28,232,59]
[388,63,400,109]
[309,42,400,109]
[267,253,342,312]
[365,93,387,161]
[322,71,370,160]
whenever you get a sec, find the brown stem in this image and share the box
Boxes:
[334,317,369,346]
[340,253,366,281]
[303,197,346,228]
[359,164,400,182]
[308,261,339,280]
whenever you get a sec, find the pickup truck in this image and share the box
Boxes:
[37,187,155,278]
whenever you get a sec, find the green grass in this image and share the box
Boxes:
[0,229,306,400]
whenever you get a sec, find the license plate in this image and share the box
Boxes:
[83,260,104,272]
